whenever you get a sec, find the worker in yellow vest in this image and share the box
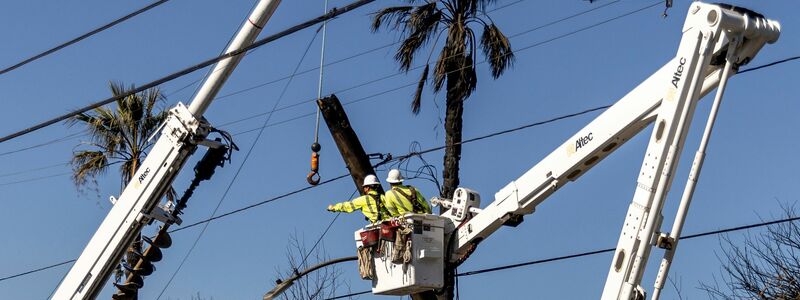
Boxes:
[327,174,389,222]
[384,169,432,216]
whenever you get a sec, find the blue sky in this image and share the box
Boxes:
[0,0,798,299]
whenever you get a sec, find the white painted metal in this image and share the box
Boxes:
[53,1,282,298]
[651,36,740,300]
[430,187,481,222]
[356,214,447,295]
[187,0,281,118]
[371,2,781,299]
[53,104,205,300]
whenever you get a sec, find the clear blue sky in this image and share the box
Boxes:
[0,0,798,299]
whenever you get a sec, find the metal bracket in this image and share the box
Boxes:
[656,233,675,250]
[142,205,183,226]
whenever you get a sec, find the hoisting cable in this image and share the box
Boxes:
[113,132,237,299]
[156,26,323,300]
[307,0,330,186]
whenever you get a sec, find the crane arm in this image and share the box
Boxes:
[444,4,780,297]
[52,1,281,299]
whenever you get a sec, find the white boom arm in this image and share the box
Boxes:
[443,3,779,299]
[52,1,281,299]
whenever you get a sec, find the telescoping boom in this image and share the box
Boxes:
[52,1,282,299]
[360,3,780,299]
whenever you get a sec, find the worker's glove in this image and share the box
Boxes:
[327,204,335,212]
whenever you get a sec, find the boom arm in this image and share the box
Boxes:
[52,1,281,299]
[444,3,779,299]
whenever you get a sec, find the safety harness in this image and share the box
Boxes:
[393,186,426,213]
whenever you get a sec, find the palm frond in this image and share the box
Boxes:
[412,64,430,114]
[371,6,414,32]
[480,23,515,78]
[71,150,109,187]
[394,3,442,71]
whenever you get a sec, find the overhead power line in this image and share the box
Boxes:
[0,102,608,283]
[1,48,796,188]
[0,0,378,144]
[0,0,172,76]
[323,216,800,300]
[7,211,799,288]
[0,0,534,155]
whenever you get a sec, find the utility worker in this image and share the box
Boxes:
[384,169,431,216]
[327,174,389,222]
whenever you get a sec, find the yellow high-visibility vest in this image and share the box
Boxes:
[329,190,389,222]
[385,185,431,216]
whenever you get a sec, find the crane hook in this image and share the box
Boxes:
[306,143,321,185]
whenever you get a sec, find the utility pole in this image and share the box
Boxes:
[317,94,384,195]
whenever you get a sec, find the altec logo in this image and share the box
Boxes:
[671,57,687,88]
[575,133,593,150]
[138,168,151,185]
[568,132,594,156]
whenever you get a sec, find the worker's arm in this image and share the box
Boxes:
[328,196,364,213]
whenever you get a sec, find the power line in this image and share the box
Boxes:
[0,0,623,157]
[0,0,378,144]
[0,0,173,76]
[171,104,607,232]
[212,0,619,125]
[0,162,67,178]
[0,259,75,283]
[0,0,795,283]
[2,48,796,188]
[7,212,798,287]
[739,56,800,74]
[323,216,800,300]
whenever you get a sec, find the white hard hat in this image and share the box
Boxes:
[362,174,380,187]
[386,169,404,184]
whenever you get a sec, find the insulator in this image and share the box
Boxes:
[137,246,162,262]
[127,260,155,276]
[112,291,135,300]
[144,232,172,249]
[113,276,142,293]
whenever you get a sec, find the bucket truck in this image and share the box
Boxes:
[357,3,780,299]
[52,1,282,299]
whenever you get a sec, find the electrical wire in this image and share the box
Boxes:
[1,0,797,285]
[155,25,324,299]
[171,103,608,231]
[2,48,797,188]
[323,216,800,300]
[0,0,624,157]
[0,162,67,178]
[10,214,798,291]
[0,0,173,76]
[0,0,378,144]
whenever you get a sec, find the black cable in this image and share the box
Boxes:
[738,56,800,74]
[4,45,797,187]
[0,132,84,157]
[324,216,800,299]
[0,0,172,76]
[0,259,75,282]
[0,162,67,178]
[0,0,378,144]
[325,290,370,300]
[9,215,797,290]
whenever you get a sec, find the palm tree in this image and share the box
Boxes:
[372,0,515,201]
[68,81,170,296]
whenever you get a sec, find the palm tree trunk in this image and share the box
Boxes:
[436,64,468,300]
[440,71,464,203]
